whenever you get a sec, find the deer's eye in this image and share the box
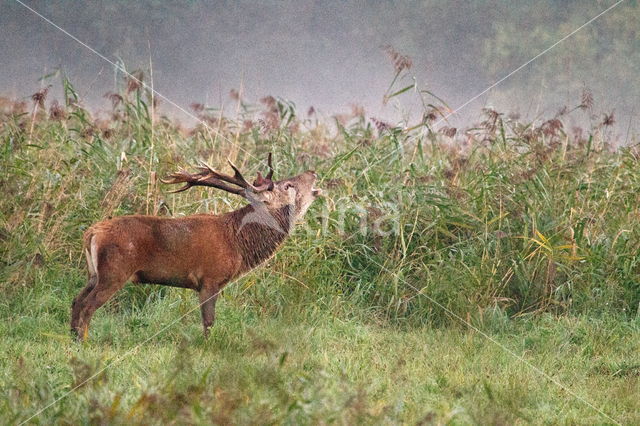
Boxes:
[283,182,295,191]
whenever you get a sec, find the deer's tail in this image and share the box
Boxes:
[83,227,99,277]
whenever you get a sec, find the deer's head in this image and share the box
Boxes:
[162,153,322,223]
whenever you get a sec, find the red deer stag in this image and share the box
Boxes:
[71,154,321,340]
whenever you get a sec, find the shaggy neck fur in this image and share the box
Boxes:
[226,203,294,272]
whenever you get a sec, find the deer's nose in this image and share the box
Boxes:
[307,170,317,178]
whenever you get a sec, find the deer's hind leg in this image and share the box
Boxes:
[75,274,129,341]
[71,246,100,337]
[71,275,97,336]
[74,243,131,341]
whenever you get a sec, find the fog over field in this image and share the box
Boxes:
[1,0,638,134]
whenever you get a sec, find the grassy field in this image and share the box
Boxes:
[0,78,639,424]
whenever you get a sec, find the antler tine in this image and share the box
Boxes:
[226,158,273,192]
[226,159,251,187]
[265,152,274,180]
[197,159,253,190]
[161,169,245,196]
[160,171,192,193]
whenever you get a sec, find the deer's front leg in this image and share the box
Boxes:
[199,282,221,338]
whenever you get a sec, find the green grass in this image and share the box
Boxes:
[0,79,639,424]
[1,290,638,424]
[1,279,638,424]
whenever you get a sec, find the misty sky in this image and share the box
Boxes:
[1,0,637,136]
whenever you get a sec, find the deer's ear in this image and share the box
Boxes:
[248,189,272,205]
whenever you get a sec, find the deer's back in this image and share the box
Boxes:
[84,214,241,288]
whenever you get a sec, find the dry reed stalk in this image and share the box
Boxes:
[101,169,133,219]
[145,50,156,215]
[28,86,50,141]
[230,77,245,167]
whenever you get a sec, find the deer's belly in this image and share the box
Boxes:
[131,270,200,289]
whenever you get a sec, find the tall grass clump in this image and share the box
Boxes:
[1,73,639,326]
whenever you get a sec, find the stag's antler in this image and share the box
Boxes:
[160,167,245,195]
[162,153,275,196]
[253,153,275,187]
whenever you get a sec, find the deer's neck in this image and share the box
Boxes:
[227,203,293,272]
